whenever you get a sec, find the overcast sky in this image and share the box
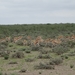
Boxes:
[0,0,75,24]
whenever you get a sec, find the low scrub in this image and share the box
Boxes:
[25,58,34,62]
[16,40,23,46]
[4,54,9,60]
[31,45,40,51]
[70,64,74,68]
[25,50,31,53]
[19,48,26,51]
[0,72,3,75]
[0,41,8,46]
[9,43,13,47]
[34,62,54,69]
[9,61,18,64]
[45,42,55,48]
[52,45,70,55]
[0,51,9,57]
[39,49,49,54]
[61,54,69,60]
[38,54,51,59]
[20,69,27,73]
[49,57,63,65]
[68,52,75,56]
[39,42,46,47]
[12,51,24,58]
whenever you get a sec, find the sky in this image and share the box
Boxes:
[0,0,75,24]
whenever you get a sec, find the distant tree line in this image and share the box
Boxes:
[0,23,75,38]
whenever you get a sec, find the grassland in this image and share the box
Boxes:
[0,23,75,75]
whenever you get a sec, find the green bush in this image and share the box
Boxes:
[39,71,42,74]
[0,72,2,75]
[34,62,54,69]
[0,51,9,57]
[25,50,31,53]
[4,55,9,60]
[68,52,75,56]
[9,44,13,47]
[39,49,49,54]
[70,64,74,68]
[66,40,75,48]
[20,69,26,73]
[25,58,34,62]
[39,42,46,47]
[19,48,26,51]
[52,45,70,55]
[38,54,51,59]
[0,41,8,46]
[31,45,40,51]
[45,42,55,48]
[0,44,6,49]
[61,54,69,60]
[9,61,18,64]
[49,57,63,65]
[12,51,24,58]
[16,40,23,46]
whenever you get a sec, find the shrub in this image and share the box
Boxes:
[70,64,74,68]
[49,57,63,65]
[12,51,24,58]
[0,51,5,57]
[9,44,13,47]
[20,69,26,73]
[68,52,75,56]
[66,40,75,48]
[25,58,34,62]
[64,55,68,59]
[45,42,55,48]
[27,40,31,46]
[31,45,40,51]
[16,40,23,46]
[39,49,49,54]
[19,48,26,51]
[0,51,9,57]
[0,44,6,49]
[4,54,9,60]
[61,55,68,60]
[9,61,18,64]
[38,54,51,59]
[39,42,46,47]
[39,71,42,74]
[52,45,70,55]
[0,41,8,46]
[34,62,54,69]
[0,72,2,75]
[25,50,31,53]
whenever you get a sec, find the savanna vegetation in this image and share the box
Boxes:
[0,23,75,38]
[0,23,75,75]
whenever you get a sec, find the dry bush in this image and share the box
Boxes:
[49,57,63,65]
[19,69,27,73]
[25,58,34,62]
[31,45,40,51]
[34,62,54,69]
[12,51,24,58]
[52,45,70,55]
[39,49,49,54]
[0,50,9,57]
[38,54,51,59]
[9,61,18,64]
[16,40,23,46]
